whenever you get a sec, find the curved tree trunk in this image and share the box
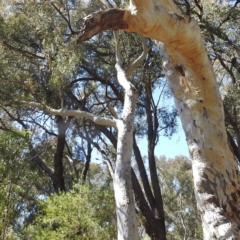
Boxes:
[78,0,240,239]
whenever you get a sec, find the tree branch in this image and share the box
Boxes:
[125,35,149,77]
[20,101,117,129]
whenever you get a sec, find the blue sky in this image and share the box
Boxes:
[156,125,189,159]
[136,118,190,159]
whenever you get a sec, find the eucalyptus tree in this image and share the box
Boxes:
[2,0,240,239]
[77,0,240,239]
[4,0,239,238]
[183,0,240,164]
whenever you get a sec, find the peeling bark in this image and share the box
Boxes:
[78,0,240,239]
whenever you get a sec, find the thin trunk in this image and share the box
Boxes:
[113,71,139,240]
[113,30,140,240]
[53,131,66,192]
[82,135,92,181]
[133,137,155,209]
[95,125,167,239]
[145,83,166,239]
[53,116,70,193]
[131,169,164,239]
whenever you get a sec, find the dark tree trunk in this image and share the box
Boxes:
[53,116,71,192]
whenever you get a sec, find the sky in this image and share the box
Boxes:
[156,125,189,159]
[136,118,190,160]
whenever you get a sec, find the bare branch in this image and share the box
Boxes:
[80,65,124,103]
[41,1,80,10]
[108,105,118,119]
[113,30,123,66]
[1,41,45,60]
[20,101,118,129]
[103,158,114,178]
[125,35,149,77]
[91,141,114,178]
[51,3,79,35]
[64,155,79,180]
[113,30,131,91]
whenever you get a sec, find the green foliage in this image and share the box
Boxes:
[157,156,203,240]
[22,183,116,240]
[0,130,35,239]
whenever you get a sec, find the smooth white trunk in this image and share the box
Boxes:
[114,116,139,240]
[113,74,139,240]
[112,32,141,240]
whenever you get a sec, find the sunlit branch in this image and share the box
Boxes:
[108,105,118,119]
[113,30,123,66]
[64,155,79,179]
[125,35,149,77]
[103,158,114,178]
[113,30,130,90]
[21,101,117,129]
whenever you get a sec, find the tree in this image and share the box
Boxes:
[77,0,240,239]
[157,156,203,239]
[21,183,116,240]
[17,28,151,240]
[0,130,53,240]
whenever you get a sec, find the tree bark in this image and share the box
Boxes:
[78,0,240,239]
